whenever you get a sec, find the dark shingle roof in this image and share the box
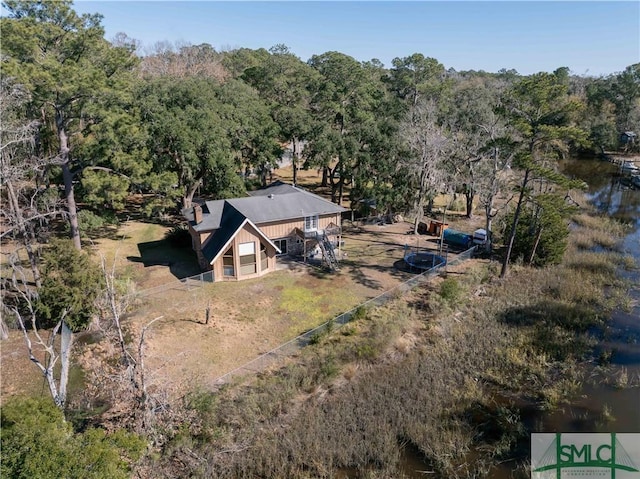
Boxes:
[191,182,347,232]
[201,202,246,262]
[248,180,297,196]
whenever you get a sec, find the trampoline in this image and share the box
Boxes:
[404,252,446,272]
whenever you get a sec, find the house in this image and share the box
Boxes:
[620,131,637,147]
[184,181,348,281]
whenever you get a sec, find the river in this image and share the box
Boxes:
[552,157,640,431]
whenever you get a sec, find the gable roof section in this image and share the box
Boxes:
[248,180,297,196]
[192,182,347,232]
[201,202,281,264]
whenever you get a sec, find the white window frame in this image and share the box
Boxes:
[239,242,256,275]
[223,247,234,277]
[304,215,318,232]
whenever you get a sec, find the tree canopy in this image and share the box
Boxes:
[1,0,139,249]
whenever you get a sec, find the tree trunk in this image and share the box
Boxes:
[183,175,204,210]
[55,110,81,251]
[465,191,474,218]
[330,182,338,203]
[414,166,430,234]
[413,196,424,235]
[528,226,544,265]
[426,197,434,215]
[58,321,73,407]
[260,166,268,187]
[0,317,8,340]
[500,168,530,278]
[61,162,81,251]
[292,138,298,186]
[413,214,420,235]
[321,166,329,187]
[484,202,493,254]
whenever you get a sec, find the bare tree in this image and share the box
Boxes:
[473,121,515,253]
[4,252,72,407]
[0,79,62,340]
[139,41,228,82]
[400,99,450,234]
[88,254,168,434]
[1,80,42,286]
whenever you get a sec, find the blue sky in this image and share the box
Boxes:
[70,1,640,76]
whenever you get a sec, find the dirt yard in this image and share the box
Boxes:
[107,219,461,398]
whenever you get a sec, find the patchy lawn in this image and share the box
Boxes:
[90,221,202,287]
[116,220,433,397]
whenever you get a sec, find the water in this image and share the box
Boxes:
[396,157,640,478]
[551,158,640,427]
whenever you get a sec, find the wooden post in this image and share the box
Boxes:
[205,301,211,325]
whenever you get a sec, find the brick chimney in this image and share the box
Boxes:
[193,204,203,224]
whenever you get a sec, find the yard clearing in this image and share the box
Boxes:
[107,219,453,397]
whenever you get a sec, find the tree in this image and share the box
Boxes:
[35,240,103,331]
[583,76,619,154]
[400,99,450,234]
[221,47,270,78]
[139,77,241,209]
[0,78,69,340]
[503,194,573,267]
[610,64,640,134]
[85,255,170,434]
[306,51,388,204]
[243,45,319,185]
[388,53,446,108]
[1,0,138,250]
[474,134,515,253]
[216,79,283,187]
[0,79,45,287]
[499,72,588,277]
[447,76,503,218]
[139,41,228,81]
[444,75,515,251]
[1,397,145,479]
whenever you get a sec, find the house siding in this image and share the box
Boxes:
[257,213,338,239]
[210,223,277,282]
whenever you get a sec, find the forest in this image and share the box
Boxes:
[1,1,639,478]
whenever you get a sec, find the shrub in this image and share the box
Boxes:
[77,209,119,235]
[439,277,462,303]
[0,397,145,479]
[350,305,368,322]
[36,239,104,331]
[164,224,192,248]
[79,209,107,231]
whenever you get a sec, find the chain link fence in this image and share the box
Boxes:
[134,270,214,299]
[210,245,478,388]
